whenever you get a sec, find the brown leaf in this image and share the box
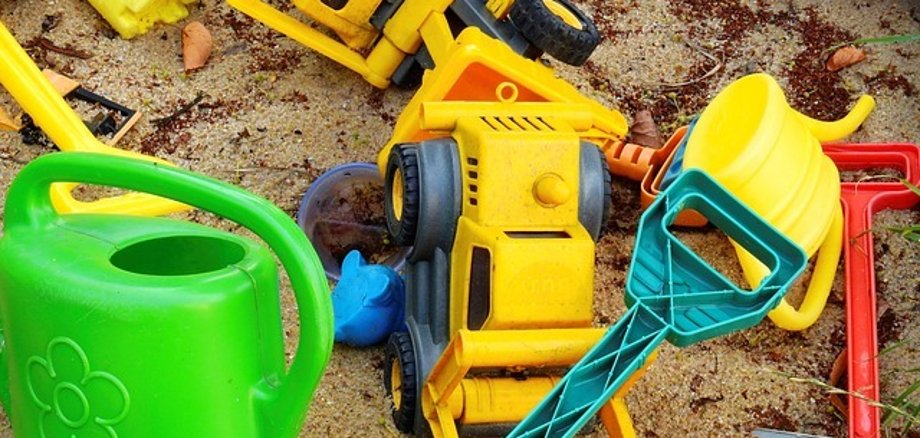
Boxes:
[826,46,866,72]
[629,110,663,148]
[0,107,21,132]
[182,21,213,73]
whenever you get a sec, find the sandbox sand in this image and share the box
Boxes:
[0,0,917,436]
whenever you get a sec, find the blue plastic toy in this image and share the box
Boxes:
[332,250,406,346]
[509,169,808,438]
[658,115,698,190]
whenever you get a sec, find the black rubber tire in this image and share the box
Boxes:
[598,147,612,238]
[383,332,418,434]
[390,62,423,89]
[509,0,600,66]
[385,144,421,246]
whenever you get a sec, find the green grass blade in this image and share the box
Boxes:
[881,379,920,427]
[902,179,920,197]
[854,34,920,45]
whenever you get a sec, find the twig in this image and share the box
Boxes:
[852,173,903,193]
[25,36,92,59]
[770,369,920,427]
[230,166,314,174]
[151,92,205,126]
[656,39,723,88]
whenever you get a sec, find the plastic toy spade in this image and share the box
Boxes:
[0,21,186,216]
[509,170,808,438]
[823,143,920,438]
[604,126,707,227]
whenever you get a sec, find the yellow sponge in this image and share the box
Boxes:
[88,0,198,39]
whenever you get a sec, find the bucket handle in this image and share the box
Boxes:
[4,152,333,436]
[0,22,187,216]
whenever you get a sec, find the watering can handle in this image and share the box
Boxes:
[4,152,334,436]
[0,22,187,216]
[766,205,843,330]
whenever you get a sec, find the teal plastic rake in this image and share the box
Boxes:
[509,169,808,438]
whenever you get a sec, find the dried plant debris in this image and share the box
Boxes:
[0,107,21,131]
[826,46,866,72]
[182,21,213,73]
[628,110,664,147]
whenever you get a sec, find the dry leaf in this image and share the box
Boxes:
[826,46,866,72]
[0,107,21,132]
[182,21,213,72]
[629,110,663,148]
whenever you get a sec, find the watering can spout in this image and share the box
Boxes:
[793,94,876,143]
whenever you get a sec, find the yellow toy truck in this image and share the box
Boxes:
[227,0,600,88]
[376,28,642,437]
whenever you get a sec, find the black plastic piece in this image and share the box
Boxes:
[85,112,117,136]
[70,87,137,135]
[18,114,51,147]
[385,144,421,246]
[21,84,138,148]
[370,0,405,30]
[408,138,462,261]
[600,147,613,237]
[384,331,418,433]
[466,247,492,330]
[391,46,433,90]
[578,141,611,241]
[509,0,600,66]
[449,0,541,59]
[321,0,347,10]
[398,139,461,434]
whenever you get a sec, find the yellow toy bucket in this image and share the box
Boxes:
[683,73,874,331]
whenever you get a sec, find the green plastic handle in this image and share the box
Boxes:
[4,152,333,436]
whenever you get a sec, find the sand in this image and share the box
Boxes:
[0,0,917,436]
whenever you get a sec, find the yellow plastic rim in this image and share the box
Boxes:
[391,358,403,410]
[543,0,583,30]
[392,168,404,221]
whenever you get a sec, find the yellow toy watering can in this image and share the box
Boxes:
[0,21,187,216]
[683,73,875,331]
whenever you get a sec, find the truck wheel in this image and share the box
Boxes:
[385,144,420,246]
[578,143,612,241]
[599,147,612,235]
[509,0,600,66]
[384,332,418,433]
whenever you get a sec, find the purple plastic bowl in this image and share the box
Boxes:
[297,162,410,280]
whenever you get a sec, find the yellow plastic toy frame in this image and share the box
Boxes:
[227,0,439,88]
[421,329,656,438]
[0,22,187,216]
[227,0,544,90]
[377,27,629,171]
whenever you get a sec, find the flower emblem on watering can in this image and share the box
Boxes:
[26,337,130,437]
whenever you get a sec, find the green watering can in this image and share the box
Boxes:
[0,152,333,437]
